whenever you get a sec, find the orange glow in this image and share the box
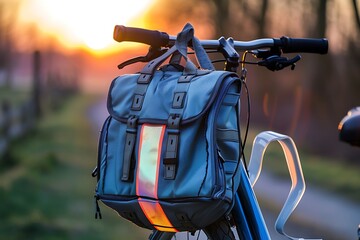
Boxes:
[19,0,155,54]
[138,199,178,232]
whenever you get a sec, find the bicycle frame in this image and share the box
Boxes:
[233,162,271,239]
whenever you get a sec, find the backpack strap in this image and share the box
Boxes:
[162,24,215,179]
[121,71,153,181]
[175,23,215,71]
[163,74,195,179]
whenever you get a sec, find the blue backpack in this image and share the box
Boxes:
[94,24,242,232]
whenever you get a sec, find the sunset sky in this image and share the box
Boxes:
[18,0,156,54]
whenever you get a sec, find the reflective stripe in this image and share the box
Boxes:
[136,124,165,198]
[136,124,178,232]
[138,198,178,232]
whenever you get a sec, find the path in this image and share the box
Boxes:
[254,171,359,239]
[88,98,360,240]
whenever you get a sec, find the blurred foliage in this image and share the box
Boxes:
[0,0,19,87]
[0,86,30,106]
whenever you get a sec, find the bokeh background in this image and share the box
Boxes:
[0,0,359,239]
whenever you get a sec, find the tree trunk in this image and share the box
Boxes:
[315,0,327,38]
[210,0,230,36]
[33,51,42,119]
[257,0,268,37]
[352,0,360,31]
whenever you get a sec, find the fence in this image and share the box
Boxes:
[0,50,78,159]
[0,100,36,157]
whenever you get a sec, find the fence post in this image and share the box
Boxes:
[1,101,10,137]
[0,101,10,157]
[33,50,41,118]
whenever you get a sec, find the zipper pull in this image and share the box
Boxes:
[94,195,102,219]
[91,166,98,178]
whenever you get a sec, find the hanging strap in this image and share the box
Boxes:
[175,23,215,71]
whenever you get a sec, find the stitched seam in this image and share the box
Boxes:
[198,118,209,196]
[101,117,112,192]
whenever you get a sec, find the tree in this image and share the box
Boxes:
[0,1,19,87]
[208,0,230,37]
[352,0,360,31]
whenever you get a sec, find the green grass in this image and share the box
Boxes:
[0,86,31,106]
[0,94,150,240]
[243,136,360,203]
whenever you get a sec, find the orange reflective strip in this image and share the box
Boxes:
[136,124,178,232]
[138,198,178,232]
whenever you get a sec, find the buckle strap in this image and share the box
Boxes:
[122,116,138,181]
[164,116,181,181]
[163,74,194,180]
[122,72,152,182]
[164,114,180,180]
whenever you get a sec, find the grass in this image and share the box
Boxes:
[243,135,360,203]
[0,86,31,106]
[0,94,150,240]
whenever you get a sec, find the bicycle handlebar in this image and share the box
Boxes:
[113,25,170,47]
[274,37,328,54]
[114,25,328,55]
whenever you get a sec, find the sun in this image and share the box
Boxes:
[19,0,155,53]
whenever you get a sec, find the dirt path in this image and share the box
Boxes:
[88,98,360,239]
[254,171,359,239]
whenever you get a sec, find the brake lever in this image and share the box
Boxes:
[118,56,146,69]
[258,55,301,71]
[118,47,167,69]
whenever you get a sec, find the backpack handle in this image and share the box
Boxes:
[175,23,215,72]
[140,45,179,75]
[140,23,214,76]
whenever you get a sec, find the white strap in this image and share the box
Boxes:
[248,131,322,240]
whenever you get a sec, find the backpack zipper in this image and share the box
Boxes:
[95,116,112,183]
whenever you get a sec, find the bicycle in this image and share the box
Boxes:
[338,107,360,240]
[102,24,328,240]
[339,107,360,148]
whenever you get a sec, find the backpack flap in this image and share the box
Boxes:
[107,70,231,123]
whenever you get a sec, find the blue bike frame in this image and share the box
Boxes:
[232,162,271,240]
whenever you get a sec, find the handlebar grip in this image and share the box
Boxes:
[276,36,328,54]
[113,25,170,47]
